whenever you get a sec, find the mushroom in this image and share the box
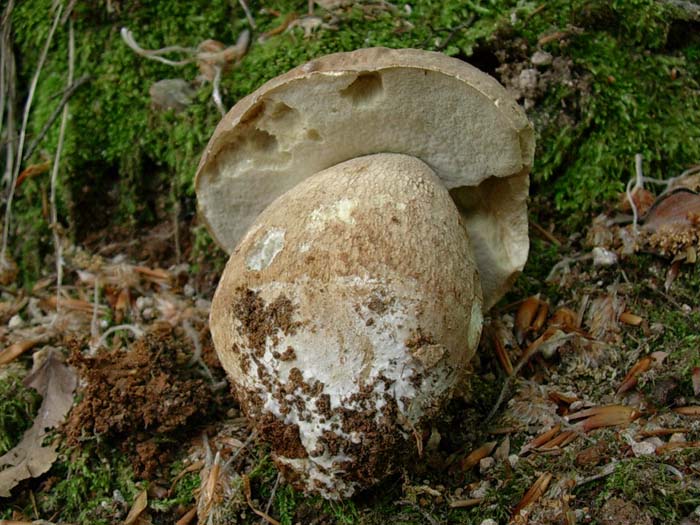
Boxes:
[196,47,534,499]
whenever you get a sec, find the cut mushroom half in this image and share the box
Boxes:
[196,47,534,308]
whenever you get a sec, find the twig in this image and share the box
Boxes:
[24,74,90,161]
[530,220,561,246]
[260,473,281,525]
[49,21,75,321]
[626,153,645,231]
[212,65,225,115]
[0,0,15,141]
[239,0,257,28]
[89,277,100,352]
[120,27,196,66]
[242,474,281,525]
[1,4,63,264]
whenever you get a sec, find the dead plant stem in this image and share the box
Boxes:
[1,4,63,264]
[50,20,74,319]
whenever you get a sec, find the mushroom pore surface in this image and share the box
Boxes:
[209,153,483,499]
[196,47,534,308]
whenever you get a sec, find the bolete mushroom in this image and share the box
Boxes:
[196,47,534,499]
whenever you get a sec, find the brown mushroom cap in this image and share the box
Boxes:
[196,47,534,307]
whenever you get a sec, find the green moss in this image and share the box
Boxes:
[597,455,700,522]
[37,447,139,525]
[0,364,41,456]
[513,0,700,225]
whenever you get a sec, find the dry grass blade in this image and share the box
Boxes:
[539,430,578,451]
[568,405,641,431]
[673,406,700,417]
[637,428,689,438]
[490,325,513,375]
[511,472,552,519]
[460,441,497,471]
[449,498,483,508]
[617,355,652,394]
[0,338,43,365]
[133,265,172,284]
[521,424,560,454]
[242,474,281,525]
[655,441,700,454]
[42,295,108,315]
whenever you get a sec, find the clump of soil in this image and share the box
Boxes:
[65,324,222,478]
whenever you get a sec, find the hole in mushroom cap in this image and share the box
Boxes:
[339,72,384,106]
[248,128,279,153]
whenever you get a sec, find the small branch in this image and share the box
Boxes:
[120,27,196,66]
[24,74,90,161]
[212,65,225,116]
[239,0,257,29]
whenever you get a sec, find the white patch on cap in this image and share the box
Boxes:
[307,199,356,231]
[246,228,285,271]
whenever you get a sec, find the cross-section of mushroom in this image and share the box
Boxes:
[196,47,534,499]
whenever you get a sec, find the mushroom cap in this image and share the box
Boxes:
[196,47,534,308]
[210,153,483,498]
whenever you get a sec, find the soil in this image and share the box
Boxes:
[65,324,226,478]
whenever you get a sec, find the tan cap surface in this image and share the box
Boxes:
[196,47,534,307]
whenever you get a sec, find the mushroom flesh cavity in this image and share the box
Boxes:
[196,48,534,499]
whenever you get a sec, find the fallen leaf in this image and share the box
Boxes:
[124,489,148,525]
[673,406,700,417]
[0,348,77,497]
[693,367,700,396]
[568,405,641,431]
[515,296,545,344]
[619,311,643,326]
[655,441,700,454]
[521,425,560,454]
[643,189,700,232]
[460,441,497,471]
[617,356,653,394]
[0,338,43,366]
[15,160,51,188]
[512,472,552,518]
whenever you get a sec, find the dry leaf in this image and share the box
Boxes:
[619,311,643,326]
[673,406,700,417]
[0,348,77,497]
[512,472,552,518]
[0,338,43,366]
[693,367,700,396]
[568,405,640,431]
[460,441,497,471]
[515,296,545,344]
[124,489,148,525]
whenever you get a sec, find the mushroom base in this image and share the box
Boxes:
[209,154,483,498]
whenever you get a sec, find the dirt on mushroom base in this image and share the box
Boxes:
[64,325,226,478]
